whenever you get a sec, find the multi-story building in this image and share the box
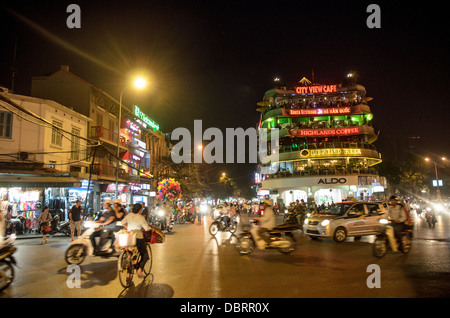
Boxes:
[256,77,387,207]
[31,65,170,210]
[0,87,91,223]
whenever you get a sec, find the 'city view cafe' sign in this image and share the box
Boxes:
[295,84,337,95]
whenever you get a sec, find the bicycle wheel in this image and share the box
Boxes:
[143,245,153,276]
[117,250,133,288]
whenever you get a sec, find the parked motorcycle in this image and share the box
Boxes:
[47,215,71,236]
[237,220,298,255]
[425,207,437,228]
[64,221,119,265]
[372,218,412,258]
[0,235,18,292]
[209,214,238,236]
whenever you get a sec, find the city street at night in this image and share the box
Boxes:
[2,212,449,299]
[1,0,450,305]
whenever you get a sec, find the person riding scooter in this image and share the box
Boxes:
[251,199,275,249]
[91,200,117,253]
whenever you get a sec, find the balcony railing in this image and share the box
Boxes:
[91,163,126,179]
[264,167,380,179]
[90,126,127,147]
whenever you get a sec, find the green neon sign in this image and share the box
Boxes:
[134,105,160,131]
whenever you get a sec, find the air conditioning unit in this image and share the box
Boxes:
[18,152,29,161]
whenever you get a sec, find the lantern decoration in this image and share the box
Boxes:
[156,178,182,202]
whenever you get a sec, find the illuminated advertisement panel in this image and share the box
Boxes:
[289,126,362,137]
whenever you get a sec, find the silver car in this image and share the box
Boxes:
[304,202,387,242]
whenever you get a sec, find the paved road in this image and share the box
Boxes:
[2,212,449,298]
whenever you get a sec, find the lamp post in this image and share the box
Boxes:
[425,156,447,201]
[114,76,149,199]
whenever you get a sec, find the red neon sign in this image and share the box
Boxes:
[289,126,361,137]
[288,107,351,116]
[295,85,337,94]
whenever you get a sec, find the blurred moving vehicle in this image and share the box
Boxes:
[304,201,387,242]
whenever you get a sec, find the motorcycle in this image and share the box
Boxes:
[47,215,71,236]
[209,213,238,236]
[237,220,298,255]
[424,207,437,228]
[64,221,119,265]
[372,218,412,258]
[152,209,174,232]
[0,235,18,292]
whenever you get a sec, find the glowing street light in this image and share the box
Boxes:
[425,156,447,201]
[133,76,148,90]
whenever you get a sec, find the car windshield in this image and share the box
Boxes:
[321,203,353,215]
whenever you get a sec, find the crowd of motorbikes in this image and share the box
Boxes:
[0,199,445,292]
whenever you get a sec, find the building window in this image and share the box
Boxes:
[51,120,63,146]
[0,111,13,139]
[70,127,81,160]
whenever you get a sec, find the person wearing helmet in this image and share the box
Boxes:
[91,199,117,253]
[252,199,276,249]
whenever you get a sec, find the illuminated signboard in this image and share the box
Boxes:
[289,126,361,137]
[300,148,362,158]
[288,107,351,116]
[295,85,337,95]
[134,105,160,131]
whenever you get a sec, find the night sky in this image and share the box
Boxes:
[1,0,449,186]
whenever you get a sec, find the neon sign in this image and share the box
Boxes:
[300,148,362,158]
[289,126,361,137]
[295,85,337,95]
[288,107,351,116]
[134,105,160,131]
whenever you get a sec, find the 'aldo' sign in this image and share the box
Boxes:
[318,178,347,185]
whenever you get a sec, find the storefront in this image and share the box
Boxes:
[261,174,387,208]
[1,186,43,234]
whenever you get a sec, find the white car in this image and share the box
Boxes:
[304,201,387,242]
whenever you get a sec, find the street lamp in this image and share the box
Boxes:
[425,156,447,201]
[115,76,149,198]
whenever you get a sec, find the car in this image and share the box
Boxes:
[303,201,387,242]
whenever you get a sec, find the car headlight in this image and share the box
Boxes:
[379,218,389,224]
[321,220,330,226]
[304,218,309,225]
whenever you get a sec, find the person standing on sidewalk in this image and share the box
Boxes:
[38,206,52,245]
[69,199,83,241]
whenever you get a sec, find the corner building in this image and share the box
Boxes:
[256,77,386,207]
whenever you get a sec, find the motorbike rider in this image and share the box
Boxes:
[91,199,117,253]
[252,199,276,249]
[222,202,231,228]
[113,199,126,231]
[121,203,151,278]
[386,195,407,252]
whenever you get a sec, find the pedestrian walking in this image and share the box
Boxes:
[69,199,83,241]
[38,206,52,244]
